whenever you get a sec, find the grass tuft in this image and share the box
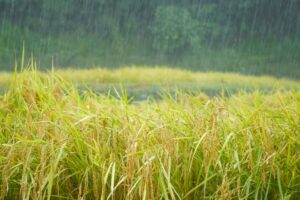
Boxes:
[0,68,299,199]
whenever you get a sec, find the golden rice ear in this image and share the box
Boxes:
[53,84,63,100]
[196,93,209,102]
[22,84,40,106]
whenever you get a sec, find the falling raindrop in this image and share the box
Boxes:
[0,0,298,78]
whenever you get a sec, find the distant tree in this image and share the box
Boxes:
[152,6,199,55]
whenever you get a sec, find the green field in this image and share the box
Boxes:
[1,1,299,199]
[1,67,300,98]
[0,67,299,199]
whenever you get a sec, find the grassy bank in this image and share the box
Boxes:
[1,67,300,98]
[0,69,299,199]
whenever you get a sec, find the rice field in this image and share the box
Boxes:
[0,67,300,199]
[1,67,300,98]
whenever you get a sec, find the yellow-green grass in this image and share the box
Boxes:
[1,67,300,95]
[0,69,299,199]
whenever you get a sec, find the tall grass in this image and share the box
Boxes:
[0,69,299,199]
[1,67,300,95]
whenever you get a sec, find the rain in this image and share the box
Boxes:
[0,1,300,199]
[0,0,299,77]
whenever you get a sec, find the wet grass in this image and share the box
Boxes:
[0,68,299,199]
[1,67,300,99]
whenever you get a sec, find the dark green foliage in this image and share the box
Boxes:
[152,6,199,54]
[1,0,299,39]
[0,0,299,78]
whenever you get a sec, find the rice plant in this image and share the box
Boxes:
[0,68,299,199]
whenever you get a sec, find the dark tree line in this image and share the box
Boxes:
[0,0,299,52]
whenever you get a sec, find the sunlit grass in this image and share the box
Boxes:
[1,67,300,100]
[0,68,299,199]
[1,66,300,90]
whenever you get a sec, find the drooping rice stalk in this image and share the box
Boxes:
[0,68,299,199]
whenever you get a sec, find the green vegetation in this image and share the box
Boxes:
[0,68,300,199]
[0,1,299,77]
[152,6,199,55]
[0,1,299,198]
[1,67,300,98]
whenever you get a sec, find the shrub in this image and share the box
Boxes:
[152,6,199,55]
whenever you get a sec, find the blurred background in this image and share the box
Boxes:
[0,0,299,78]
